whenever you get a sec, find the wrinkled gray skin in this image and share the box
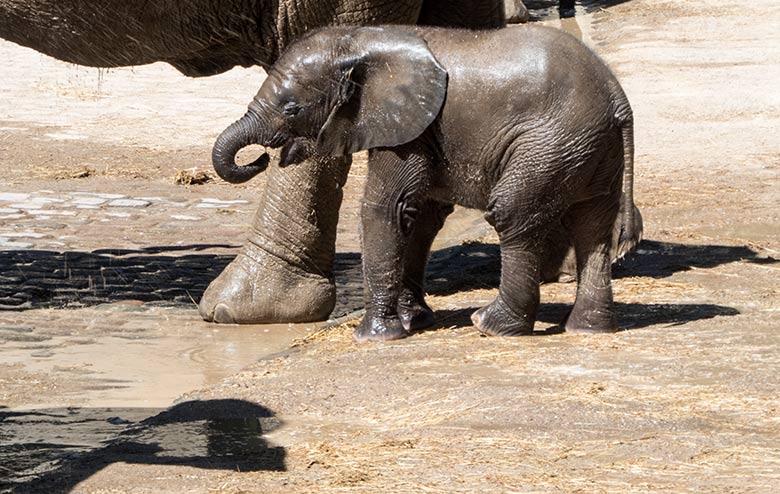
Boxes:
[0,0,510,324]
[212,25,641,341]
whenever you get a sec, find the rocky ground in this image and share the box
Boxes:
[1,0,779,492]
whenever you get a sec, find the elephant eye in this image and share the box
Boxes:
[282,102,302,117]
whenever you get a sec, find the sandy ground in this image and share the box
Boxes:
[1,0,779,492]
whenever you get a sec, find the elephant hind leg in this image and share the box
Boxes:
[563,190,621,334]
[471,164,563,336]
[470,240,543,336]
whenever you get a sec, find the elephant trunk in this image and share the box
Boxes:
[212,110,271,184]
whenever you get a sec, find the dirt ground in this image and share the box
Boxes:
[1,0,779,492]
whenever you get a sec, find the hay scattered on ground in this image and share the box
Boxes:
[173,169,214,185]
[51,166,95,179]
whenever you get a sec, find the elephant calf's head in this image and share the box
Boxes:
[212,27,448,183]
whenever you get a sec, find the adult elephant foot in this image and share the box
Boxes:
[199,154,351,324]
[199,246,336,324]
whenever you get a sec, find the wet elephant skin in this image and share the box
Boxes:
[212,25,641,340]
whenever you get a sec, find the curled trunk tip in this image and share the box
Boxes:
[212,111,270,184]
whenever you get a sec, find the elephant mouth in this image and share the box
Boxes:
[278,139,313,167]
[266,132,288,149]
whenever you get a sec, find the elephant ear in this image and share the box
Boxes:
[316,29,448,157]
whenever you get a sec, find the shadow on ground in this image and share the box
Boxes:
[423,239,778,295]
[0,240,773,319]
[0,399,285,494]
[524,0,632,21]
[427,302,740,335]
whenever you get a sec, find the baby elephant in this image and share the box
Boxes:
[212,25,634,341]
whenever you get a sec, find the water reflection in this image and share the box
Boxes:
[0,400,285,494]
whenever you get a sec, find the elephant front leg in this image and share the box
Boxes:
[397,200,453,331]
[354,148,430,342]
[199,155,350,324]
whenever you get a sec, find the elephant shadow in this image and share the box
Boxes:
[423,239,778,296]
[427,301,741,334]
[0,244,237,311]
[417,238,774,332]
[0,239,773,321]
[0,399,285,494]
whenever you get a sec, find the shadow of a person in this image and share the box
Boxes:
[0,399,285,494]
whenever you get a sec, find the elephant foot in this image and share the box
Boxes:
[397,289,435,331]
[470,296,534,337]
[354,315,408,342]
[199,249,335,324]
[563,307,619,334]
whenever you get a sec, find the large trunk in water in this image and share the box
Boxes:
[199,154,352,323]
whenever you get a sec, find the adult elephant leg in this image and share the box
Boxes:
[200,154,351,323]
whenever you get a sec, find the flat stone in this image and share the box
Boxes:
[170,215,201,221]
[72,192,126,199]
[0,193,30,202]
[72,197,107,206]
[107,199,151,208]
[0,208,20,214]
[8,202,44,210]
[28,210,77,216]
[0,232,48,238]
[105,212,132,218]
[31,197,66,204]
[0,326,34,334]
[0,214,24,220]
[44,132,87,140]
[200,198,250,204]
[0,240,33,248]
[76,205,100,209]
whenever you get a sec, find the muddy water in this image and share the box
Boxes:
[0,206,492,411]
[0,318,314,409]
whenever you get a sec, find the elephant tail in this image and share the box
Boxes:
[615,110,643,261]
